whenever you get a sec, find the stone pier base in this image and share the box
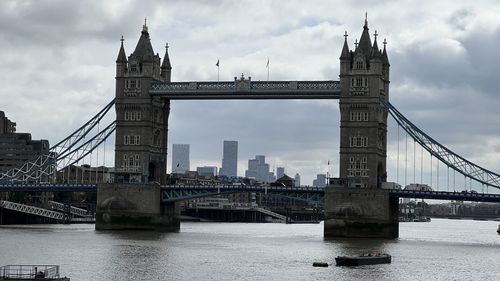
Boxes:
[324,187,399,238]
[95,183,180,231]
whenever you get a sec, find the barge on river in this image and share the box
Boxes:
[335,254,391,266]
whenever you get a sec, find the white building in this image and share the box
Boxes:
[220,140,238,177]
[172,144,190,173]
[294,173,301,187]
[197,166,218,176]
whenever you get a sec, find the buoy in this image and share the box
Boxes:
[313,262,328,267]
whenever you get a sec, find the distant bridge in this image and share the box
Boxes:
[2,183,499,204]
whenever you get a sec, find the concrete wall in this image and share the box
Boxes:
[95,183,180,231]
[324,186,399,238]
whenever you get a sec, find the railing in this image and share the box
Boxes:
[390,189,500,202]
[0,183,97,192]
[48,201,91,217]
[255,207,287,222]
[0,201,64,221]
[0,265,60,279]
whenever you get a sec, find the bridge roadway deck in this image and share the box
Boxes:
[149,80,341,100]
[1,184,499,203]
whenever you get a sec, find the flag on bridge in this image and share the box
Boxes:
[216,59,220,81]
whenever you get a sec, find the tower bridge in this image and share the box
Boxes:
[2,18,500,238]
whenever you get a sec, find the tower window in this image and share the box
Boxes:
[356,77,363,87]
[347,157,369,178]
[350,136,369,147]
[123,155,128,167]
[134,154,140,167]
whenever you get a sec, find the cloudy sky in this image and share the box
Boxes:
[1,0,500,188]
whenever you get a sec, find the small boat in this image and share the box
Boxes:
[312,262,328,267]
[497,225,500,234]
[335,253,391,266]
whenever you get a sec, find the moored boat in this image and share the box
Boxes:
[335,253,391,266]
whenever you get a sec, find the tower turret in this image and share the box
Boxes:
[116,36,127,77]
[160,43,172,82]
[340,31,351,75]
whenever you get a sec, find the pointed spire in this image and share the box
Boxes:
[357,14,372,57]
[382,38,390,65]
[161,42,172,70]
[340,31,350,60]
[116,35,127,63]
[371,30,381,58]
[142,17,148,34]
[161,42,172,81]
[132,22,155,62]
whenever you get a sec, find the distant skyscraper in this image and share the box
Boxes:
[245,155,274,183]
[294,173,301,187]
[313,174,326,187]
[220,140,238,177]
[276,167,285,180]
[172,144,190,173]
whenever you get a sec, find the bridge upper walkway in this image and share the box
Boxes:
[150,80,341,100]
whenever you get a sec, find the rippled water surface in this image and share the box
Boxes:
[1,219,499,280]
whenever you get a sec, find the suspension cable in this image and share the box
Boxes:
[420,145,423,184]
[413,140,416,185]
[95,122,100,183]
[397,125,400,184]
[430,153,433,188]
[405,131,408,188]
[437,159,439,191]
[447,166,450,192]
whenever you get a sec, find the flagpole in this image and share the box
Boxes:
[266,58,269,81]
[216,59,220,82]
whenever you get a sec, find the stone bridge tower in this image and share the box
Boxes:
[339,18,390,188]
[324,18,397,239]
[114,22,172,184]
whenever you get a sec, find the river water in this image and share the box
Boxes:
[0,219,499,280]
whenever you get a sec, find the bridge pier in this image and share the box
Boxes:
[324,187,399,238]
[95,183,180,231]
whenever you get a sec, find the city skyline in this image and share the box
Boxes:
[1,1,500,186]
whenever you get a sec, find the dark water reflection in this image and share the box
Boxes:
[1,219,499,280]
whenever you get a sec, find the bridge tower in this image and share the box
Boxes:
[96,23,179,231]
[324,17,398,238]
[114,22,171,184]
[339,17,390,189]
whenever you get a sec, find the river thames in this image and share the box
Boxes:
[0,219,499,280]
